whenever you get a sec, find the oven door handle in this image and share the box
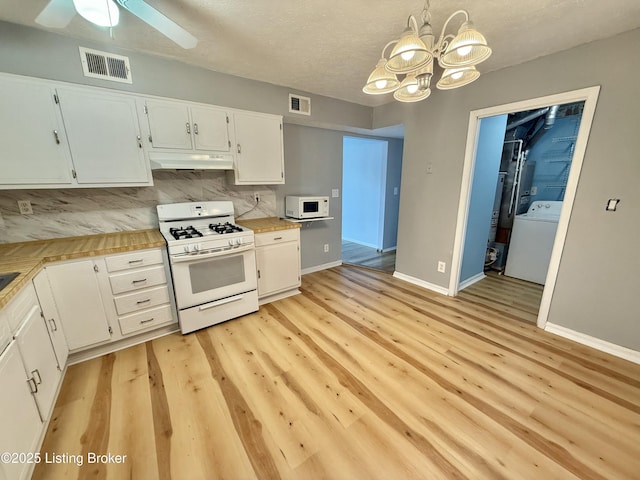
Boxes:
[199,294,245,311]
[171,244,254,263]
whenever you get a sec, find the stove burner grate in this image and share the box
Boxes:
[169,226,203,240]
[209,222,244,235]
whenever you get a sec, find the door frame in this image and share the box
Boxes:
[449,86,600,329]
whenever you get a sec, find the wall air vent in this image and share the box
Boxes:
[79,47,132,84]
[289,94,311,115]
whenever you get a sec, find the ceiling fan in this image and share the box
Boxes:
[35,0,198,49]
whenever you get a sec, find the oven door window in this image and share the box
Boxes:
[189,255,245,294]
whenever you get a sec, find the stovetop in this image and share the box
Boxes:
[157,201,253,256]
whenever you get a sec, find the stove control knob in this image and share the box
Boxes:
[183,246,190,254]
[193,244,200,252]
[228,239,234,247]
[236,238,242,245]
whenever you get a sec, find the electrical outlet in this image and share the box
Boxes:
[324,244,329,253]
[332,189,340,198]
[437,261,446,273]
[18,200,33,215]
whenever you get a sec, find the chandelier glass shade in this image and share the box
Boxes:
[363,1,491,102]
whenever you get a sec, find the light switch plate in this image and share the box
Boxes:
[606,198,620,211]
[332,189,339,198]
[18,200,33,215]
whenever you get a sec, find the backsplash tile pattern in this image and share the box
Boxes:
[0,171,276,243]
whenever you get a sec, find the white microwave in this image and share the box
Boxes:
[286,195,329,219]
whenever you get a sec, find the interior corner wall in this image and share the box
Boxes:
[379,28,640,351]
[460,114,507,283]
[383,139,404,250]
[278,124,344,270]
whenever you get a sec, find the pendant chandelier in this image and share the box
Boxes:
[363,1,492,103]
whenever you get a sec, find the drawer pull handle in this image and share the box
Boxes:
[128,259,144,264]
[27,377,38,394]
[140,318,155,324]
[136,299,151,305]
[274,236,283,240]
[132,278,148,284]
[49,318,58,332]
[32,369,42,385]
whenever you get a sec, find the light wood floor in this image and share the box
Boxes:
[34,265,640,479]
[341,240,396,273]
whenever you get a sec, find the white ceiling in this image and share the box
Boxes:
[2,0,640,107]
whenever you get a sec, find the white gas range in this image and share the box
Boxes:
[157,201,258,334]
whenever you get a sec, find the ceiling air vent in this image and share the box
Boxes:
[79,47,132,84]
[289,94,311,115]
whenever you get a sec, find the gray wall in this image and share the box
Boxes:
[278,124,344,270]
[0,21,372,131]
[375,28,640,351]
[383,139,404,250]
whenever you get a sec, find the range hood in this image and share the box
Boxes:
[149,152,234,170]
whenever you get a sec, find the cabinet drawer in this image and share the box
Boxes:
[118,304,174,335]
[5,282,39,334]
[105,249,164,273]
[113,286,170,316]
[255,228,299,247]
[109,265,167,295]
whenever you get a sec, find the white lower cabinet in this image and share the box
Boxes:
[255,229,301,300]
[0,343,43,480]
[45,260,112,351]
[32,270,69,369]
[15,305,61,422]
[0,280,66,480]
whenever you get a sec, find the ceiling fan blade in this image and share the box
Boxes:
[35,0,77,28]
[116,0,198,49]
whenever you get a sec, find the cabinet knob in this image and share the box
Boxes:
[237,143,242,154]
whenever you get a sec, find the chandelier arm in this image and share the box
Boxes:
[408,15,420,34]
[435,9,469,49]
[380,40,398,59]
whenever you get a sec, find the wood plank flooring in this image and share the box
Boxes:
[341,240,395,273]
[34,265,640,479]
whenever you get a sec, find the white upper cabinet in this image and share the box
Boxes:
[56,87,151,185]
[143,99,232,153]
[229,111,284,185]
[0,75,73,186]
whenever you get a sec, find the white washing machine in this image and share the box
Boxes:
[505,201,563,285]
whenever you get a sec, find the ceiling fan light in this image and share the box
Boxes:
[386,29,432,74]
[436,65,480,90]
[440,21,491,67]
[363,59,400,95]
[73,0,120,27]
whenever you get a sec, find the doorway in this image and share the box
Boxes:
[341,136,401,273]
[450,87,600,328]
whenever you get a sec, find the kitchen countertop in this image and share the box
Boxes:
[0,229,166,309]
[237,217,301,234]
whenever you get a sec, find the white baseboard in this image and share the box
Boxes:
[392,271,450,296]
[302,260,343,275]
[381,246,397,253]
[545,322,640,365]
[458,272,486,291]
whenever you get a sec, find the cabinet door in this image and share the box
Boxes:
[56,88,150,184]
[0,343,42,480]
[32,270,69,369]
[233,112,284,184]
[15,306,61,422]
[45,261,112,351]
[145,99,193,149]
[190,105,231,152]
[256,241,300,297]
[0,75,72,186]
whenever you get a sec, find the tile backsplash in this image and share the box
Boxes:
[0,171,277,243]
